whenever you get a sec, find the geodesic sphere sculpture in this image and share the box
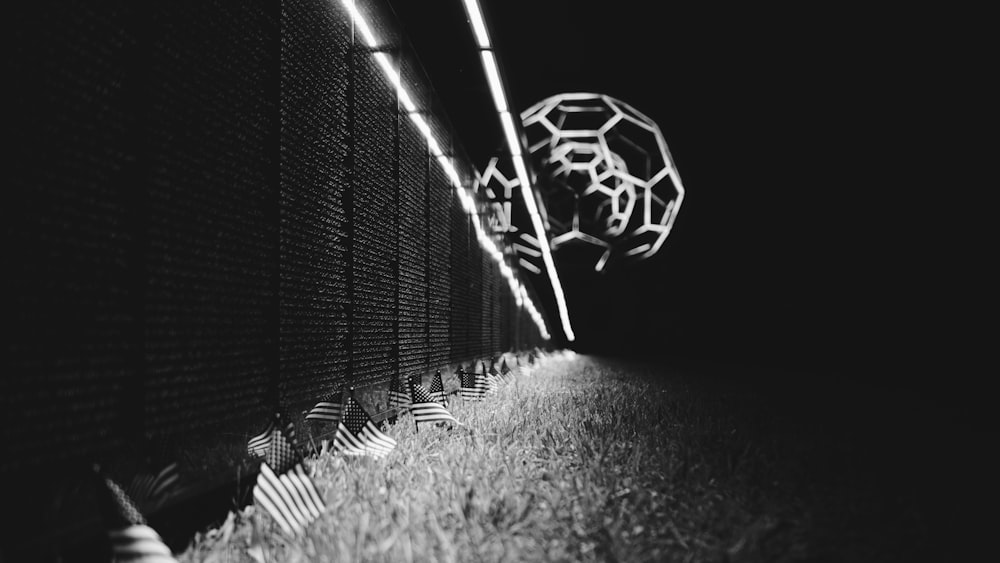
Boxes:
[521,93,685,271]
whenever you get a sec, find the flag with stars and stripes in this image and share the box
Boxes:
[408,376,459,426]
[483,361,500,393]
[459,365,489,400]
[388,373,411,411]
[247,416,277,458]
[332,394,397,458]
[253,420,325,537]
[498,357,515,383]
[126,461,181,512]
[94,467,178,563]
[305,392,343,424]
[428,370,448,406]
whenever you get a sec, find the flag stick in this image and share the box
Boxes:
[408,375,419,434]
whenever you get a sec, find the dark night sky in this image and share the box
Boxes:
[392,1,987,404]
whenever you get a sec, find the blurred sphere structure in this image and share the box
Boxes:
[521,93,685,271]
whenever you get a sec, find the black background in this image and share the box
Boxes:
[392,1,989,418]
[3,2,989,557]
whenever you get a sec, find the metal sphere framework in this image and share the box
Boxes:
[521,93,685,271]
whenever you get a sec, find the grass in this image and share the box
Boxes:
[176,352,929,562]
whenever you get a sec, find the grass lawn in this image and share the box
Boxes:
[176,352,945,562]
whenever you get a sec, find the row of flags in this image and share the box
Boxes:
[246,356,524,538]
[387,366,450,409]
[252,418,325,537]
[329,393,398,458]
[459,356,515,399]
[91,350,549,560]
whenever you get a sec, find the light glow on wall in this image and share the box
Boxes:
[460,0,576,342]
[341,0,550,340]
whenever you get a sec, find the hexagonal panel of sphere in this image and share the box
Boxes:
[522,93,685,270]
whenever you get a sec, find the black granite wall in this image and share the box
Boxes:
[4,1,548,554]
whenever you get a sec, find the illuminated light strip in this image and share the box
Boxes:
[460,0,574,342]
[514,156,575,341]
[512,157,531,189]
[462,0,490,48]
[340,0,549,340]
[480,51,508,112]
[500,112,522,157]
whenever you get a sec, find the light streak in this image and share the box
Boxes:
[341,0,550,340]
[460,0,576,341]
[461,0,490,48]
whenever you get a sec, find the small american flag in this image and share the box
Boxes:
[388,373,411,410]
[459,364,489,400]
[94,467,178,563]
[408,376,459,426]
[253,420,325,536]
[428,370,448,405]
[494,357,514,384]
[483,361,500,393]
[305,392,343,424]
[247,417,276,458]
[332,393,397,458]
